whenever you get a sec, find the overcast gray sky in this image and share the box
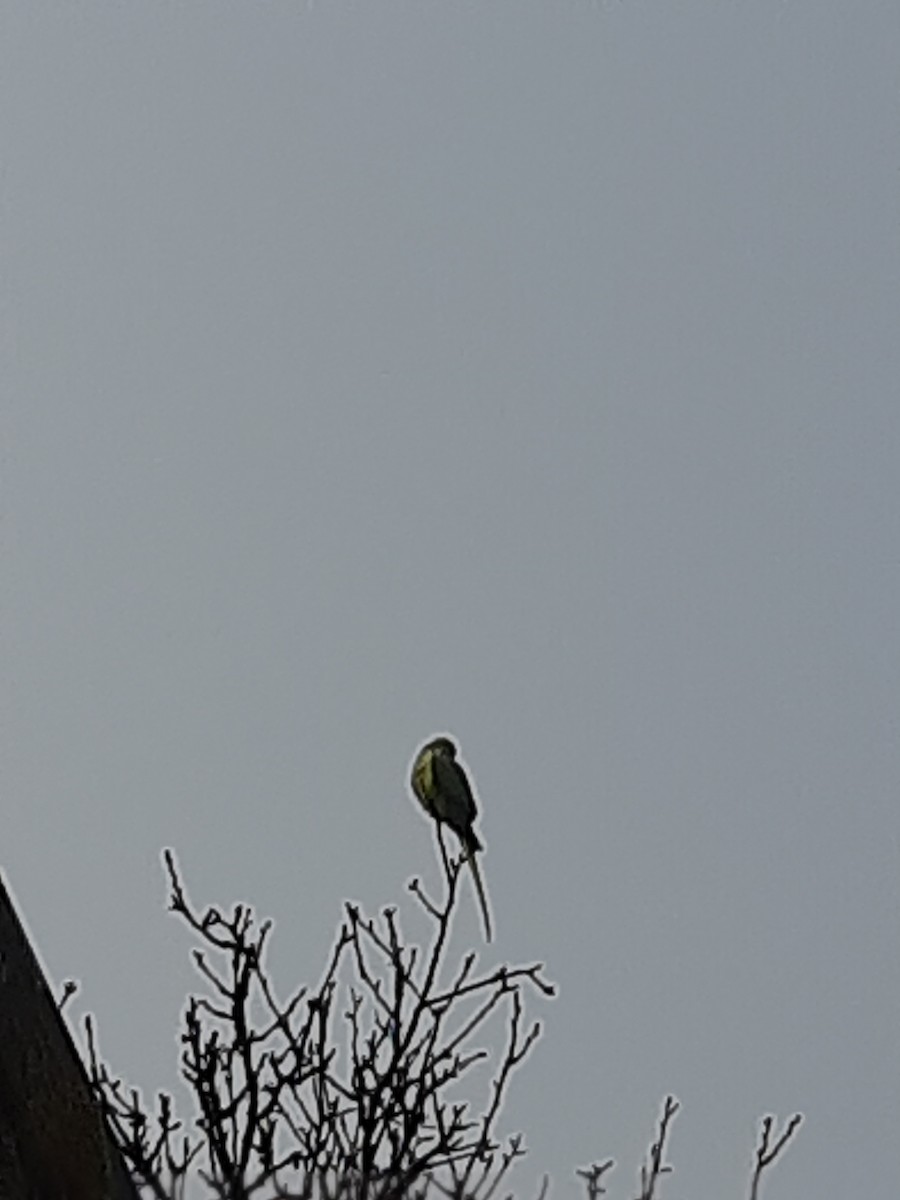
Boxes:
[2,3,898,1197]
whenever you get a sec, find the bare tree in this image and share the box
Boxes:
[86,848,553,1200]
[84,847,802,1200]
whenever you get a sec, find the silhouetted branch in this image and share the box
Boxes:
[636,1095,678,1200]
[749,1112,803,1200]
[575,1159,614,1200]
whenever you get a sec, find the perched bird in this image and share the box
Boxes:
[410,735,492,943]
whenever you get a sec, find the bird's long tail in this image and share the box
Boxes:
[462,839,492,944]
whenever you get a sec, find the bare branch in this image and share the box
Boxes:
[749,1112,803,1200]
[635,1095,679,1200]
[576,1159,615,1200]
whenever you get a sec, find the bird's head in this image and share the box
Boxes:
[426,735,458,759]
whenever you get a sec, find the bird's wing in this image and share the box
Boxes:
[411,747,437,816]
[432,753,478,836]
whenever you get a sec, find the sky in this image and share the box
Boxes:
[2,3,898,1197]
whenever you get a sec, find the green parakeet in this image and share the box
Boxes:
[410,735,492,943]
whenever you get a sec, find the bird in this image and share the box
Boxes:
[410,735,493,943]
